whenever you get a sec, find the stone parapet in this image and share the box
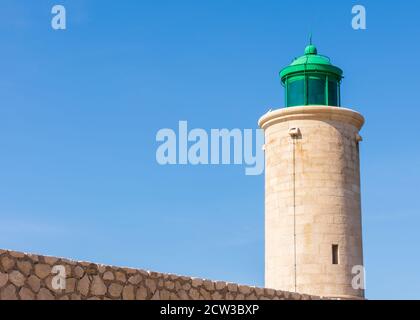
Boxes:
[0,249,322,300]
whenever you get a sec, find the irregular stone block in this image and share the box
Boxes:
[135,286,148,300]
[215,281,226,291]
[0,272,8,288]
[17,260,32,276]
[9,271,25,287]
[164,280,175,290]
[189,288,199,300]
[128,274,141,285]
[44,256,59,265]
[19,287,35,300]
[160,289,170,300]
[238,285,251,295]
[108,283,123,298]
[70,293,81,300]
[77,275,90,296]
[37,288,55,300]
[145,278,156,293]
[65,278,76,294]
[1,256,16,272]
[122,285,135,300]
[191,278,203,287]
[34,264,51,279]
[203,280,215,291]
[90,275,107,296]
[74,266,84,279]
[103,271,115,281]
[115,271,126,283]
[151,291,160,300]
[1,284,17,300]
[27,275,41,293]
[227,283,238,292]
[9,251,25,258]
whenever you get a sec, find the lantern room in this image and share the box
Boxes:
[280,43,343,107]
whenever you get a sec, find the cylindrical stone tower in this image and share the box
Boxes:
[259,43,365,299]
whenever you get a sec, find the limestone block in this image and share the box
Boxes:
[19,287,35,300]
[77,275,90,296]
[27,275,41,293]
[1,256,15,271]
[9,251,25,258]
[9,271,25,287]
[122,285,135,300]
[108,283,123,298]
[34,264,51,279]
[189,288,199,300]
[160,289,171,300]
[135,286,148,300]
[74,266,84,279]
[215,281,226,291]
[70,293,81,300]
[44,256,59,265]
[199,288,211,300]
[115,271,126,283]
[191,278,203,288]
[17,260,32,276]
[177,289,189,300]
[128,274,141,285]
[145,278,157,293]
[1,284,17,300]
[0,272,8,288]
[164,280,175,290]
[37,288,55,300]
[238,285,251,295]
[90,275,107,296]
[227,283,238,292]
[65,278,76,294]
[103,271,115,281]
[203,280,214,291]
[151,291,160,300]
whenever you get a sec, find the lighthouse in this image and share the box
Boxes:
[259,42,365,299]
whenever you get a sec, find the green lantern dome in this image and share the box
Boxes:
[280,43,343,107]
[304,44,317,55]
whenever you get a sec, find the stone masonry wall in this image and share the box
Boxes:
[0,249,321,300]
[259,106,365,299]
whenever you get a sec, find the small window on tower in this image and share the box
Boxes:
[332,244,339,265]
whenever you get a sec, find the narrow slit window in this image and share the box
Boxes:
[332,244,339,265]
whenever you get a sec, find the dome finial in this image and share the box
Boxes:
[305,33,317,55]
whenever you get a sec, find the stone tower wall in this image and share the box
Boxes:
[259,106,365,299]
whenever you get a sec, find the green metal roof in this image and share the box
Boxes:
[280,44,343,83]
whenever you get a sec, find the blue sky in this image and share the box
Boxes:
[0,0,419,299]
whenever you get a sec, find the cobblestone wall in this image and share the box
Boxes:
[0,249,321,300]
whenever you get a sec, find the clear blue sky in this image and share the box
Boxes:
[0,0,419,299]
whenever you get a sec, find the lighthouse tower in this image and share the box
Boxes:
[259,43,365,299]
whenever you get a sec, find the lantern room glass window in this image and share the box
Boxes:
[285,75,341,107]
[308,76,326,105]
[287,78,305,107]
[328,80,338,106]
